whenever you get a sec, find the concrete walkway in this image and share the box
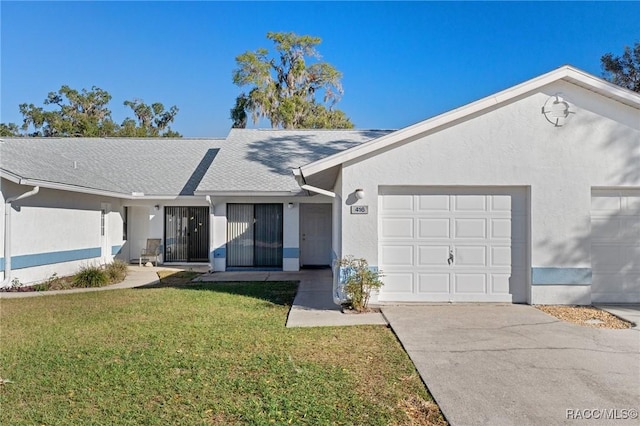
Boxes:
[196,269,387,327]
[382,304,640,426]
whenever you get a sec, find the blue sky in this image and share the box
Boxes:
[1,1,638,137]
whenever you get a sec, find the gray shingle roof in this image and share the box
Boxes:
[195,129,393,194]
[0,138,223,196]
[0,130,393,197]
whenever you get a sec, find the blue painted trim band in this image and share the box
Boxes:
[282,247,299,258]
[0,247,102,271]
[111,245,122,255]
[213,247,226,258]
[531,267,592,285]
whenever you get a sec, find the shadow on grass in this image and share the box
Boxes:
[136,272,299,307]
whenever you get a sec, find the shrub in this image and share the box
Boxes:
[337,256,384,312]
[73,265,108,288]
[105,260,128,283]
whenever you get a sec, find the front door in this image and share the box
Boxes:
[164,206,209,262]
[300,204,332,267]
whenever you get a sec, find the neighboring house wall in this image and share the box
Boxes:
[0,179,125,285]
[338,81,640,304]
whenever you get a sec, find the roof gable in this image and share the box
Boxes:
[299,65,640,179]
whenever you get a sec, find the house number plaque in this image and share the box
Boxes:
[350,205,368,214]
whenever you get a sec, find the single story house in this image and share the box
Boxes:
[1,65,638,305]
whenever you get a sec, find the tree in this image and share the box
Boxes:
[601,42,640,93]
[231,31,353,129]
[1,86,181,137]
[18,85,119,137]
[120,100,180,137]
[0,123,20,137]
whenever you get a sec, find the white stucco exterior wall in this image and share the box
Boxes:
[337,81,640,305]
[1,179,125,285]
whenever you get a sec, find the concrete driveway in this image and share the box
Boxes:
[382,304,639,425]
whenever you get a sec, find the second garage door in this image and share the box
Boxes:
[379,187,527,303]
[591,190,640,303]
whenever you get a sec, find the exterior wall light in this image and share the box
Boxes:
[287,202,294,209]
[355,189,365,200]
[154,205,160,211]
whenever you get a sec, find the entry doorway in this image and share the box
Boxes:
[227,204,283,268]
[164,207,209,262]
[300,204,332,267]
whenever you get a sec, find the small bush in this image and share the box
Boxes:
[105,260,128,283]
[73,265,108,288]
[34,273,74,291]
[338,256,384,312]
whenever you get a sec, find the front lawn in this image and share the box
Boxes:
[0,281,445,425]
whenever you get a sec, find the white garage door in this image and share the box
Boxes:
[379,188,527,303]
[591,190,640,303]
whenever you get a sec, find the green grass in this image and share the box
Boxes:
[0,281,445,425]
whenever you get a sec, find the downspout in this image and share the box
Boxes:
[1,186,40,288]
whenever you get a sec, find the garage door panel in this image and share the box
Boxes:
[592,244,623,271]
[491,274,511,294]
[454,219,487,238]
[491,246,511,267]
[625,196,640,211]
[591,195,621,212]
[418,245,449,266]
[491,195,512,212]
[621,218,640,240]
[455,274,486,293]
[383,273,414,294]
[625,245,640,271]
[381,245,414,266]
[418,218,450,238]
[417,195,450,211]
[381,195,414,211]
[455,246,486,266]
[491,218,512,239]
[381,218,414,238]
[418,274,450,294]
[591,218,620,240]
[454,195,486,211]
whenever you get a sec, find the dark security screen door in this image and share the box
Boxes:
[165,207,209,262]
[227,204,283,267]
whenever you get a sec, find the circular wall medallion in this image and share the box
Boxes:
[542,94,574,127]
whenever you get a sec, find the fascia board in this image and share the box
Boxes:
[0,170,23,184]
[194,190,302,197]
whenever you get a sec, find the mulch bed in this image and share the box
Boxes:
[536,305,632,329]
